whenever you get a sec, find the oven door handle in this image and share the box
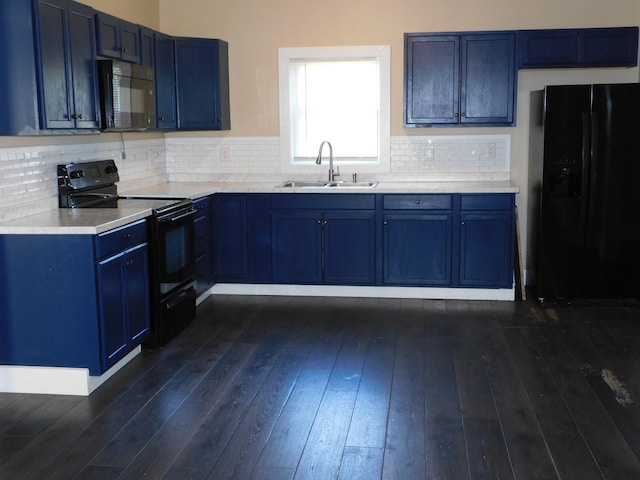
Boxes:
[158,208,196,223]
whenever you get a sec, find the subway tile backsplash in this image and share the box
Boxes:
[0,134,510,221]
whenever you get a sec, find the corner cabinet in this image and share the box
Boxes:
[404,31,516,127]
[175,38,231,130]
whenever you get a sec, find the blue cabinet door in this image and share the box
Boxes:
[175,38,230,130]
[97,243,150,371]
[139,26,154,68]
[194,196,214,296]
[404,31,516,126]
[461,33,515,125]
[36,0,100,130]
[125,244,151,344]
[271,211,323,284]
[154,32,177,130]
[518,27,639,69]
[324,212,376,285]
[95,11,141,63]
[405,34,460,125]
[97,252,128,370]
[383,213,453,285]
[459,212,513,288]
[214,194,249,281]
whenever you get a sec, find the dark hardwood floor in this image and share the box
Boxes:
[2,294,640,479]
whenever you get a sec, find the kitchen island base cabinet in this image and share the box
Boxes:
[0,220,150,377]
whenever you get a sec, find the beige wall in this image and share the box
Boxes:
[158,0,640,137]
[83,0,160,30]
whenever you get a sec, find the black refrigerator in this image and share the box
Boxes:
[528,83,640,303]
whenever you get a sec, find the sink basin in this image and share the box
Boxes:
[277,180,329,188]
[277,180,378,189]
[326,181,378,188]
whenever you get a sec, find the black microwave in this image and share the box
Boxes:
[98,60,157,131]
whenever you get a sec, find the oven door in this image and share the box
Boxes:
[156,206,196,295]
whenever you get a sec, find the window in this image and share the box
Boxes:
[279,45,391,175]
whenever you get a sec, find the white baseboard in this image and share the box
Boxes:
[0,346,141,396]
[210,283,515,301]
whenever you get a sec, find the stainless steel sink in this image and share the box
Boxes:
[326,181,378,188]
[277,180,378,189]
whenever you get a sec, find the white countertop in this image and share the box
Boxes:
[0,206,153,235]
[120,180,519,198]
[0,180,519,234]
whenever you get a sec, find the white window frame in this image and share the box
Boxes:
[278,45,391,176]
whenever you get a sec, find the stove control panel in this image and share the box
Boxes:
[57,159,120,191]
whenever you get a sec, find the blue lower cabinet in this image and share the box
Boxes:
[271,210,376,285]
[270,194,377,285]
[458,194,515,288]
[214,194,249,281]
[96,242,150,371]
[0,220,150,375]
[459,212,514,288]
[271,211,323,283]
[383,213,453,285]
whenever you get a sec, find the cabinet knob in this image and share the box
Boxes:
[454,113,459,118]
[124,233,132,240]
[461,221,466,225]
[316,220,322,225]
[461,112,466,117]
[415,199,421,205]
[71,113,83,120]
[383,221,388,225]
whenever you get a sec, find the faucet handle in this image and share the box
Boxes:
[333,166,340,177]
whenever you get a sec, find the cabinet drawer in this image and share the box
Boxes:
[95,219,147,259]
[383,194,452,210]
[460,194,514,211]
[271,193,375,210]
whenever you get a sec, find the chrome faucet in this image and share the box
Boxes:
[316,141,340,183]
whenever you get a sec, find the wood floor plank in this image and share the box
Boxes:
[337,446,383,480]
[293,390,357,480]
[535,310,640,479]
[503,325,605,480]
[382,305,426,480]
[345,322,395,449]
[167,336,290,474]
[207,353,306,479]
[117,341,261,479]
[484,327,559,480]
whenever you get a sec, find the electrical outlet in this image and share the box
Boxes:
[425,143,434,160]
[487,142,496,158]
[221,146,230,162]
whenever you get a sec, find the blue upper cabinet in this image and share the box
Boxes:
[154,32,178,130]
[404,31,516,127]
[518,27,639,69]
[95,10,141,63]
[175,38,231,130]
[139,26,155,69]
[36,0,101,130]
